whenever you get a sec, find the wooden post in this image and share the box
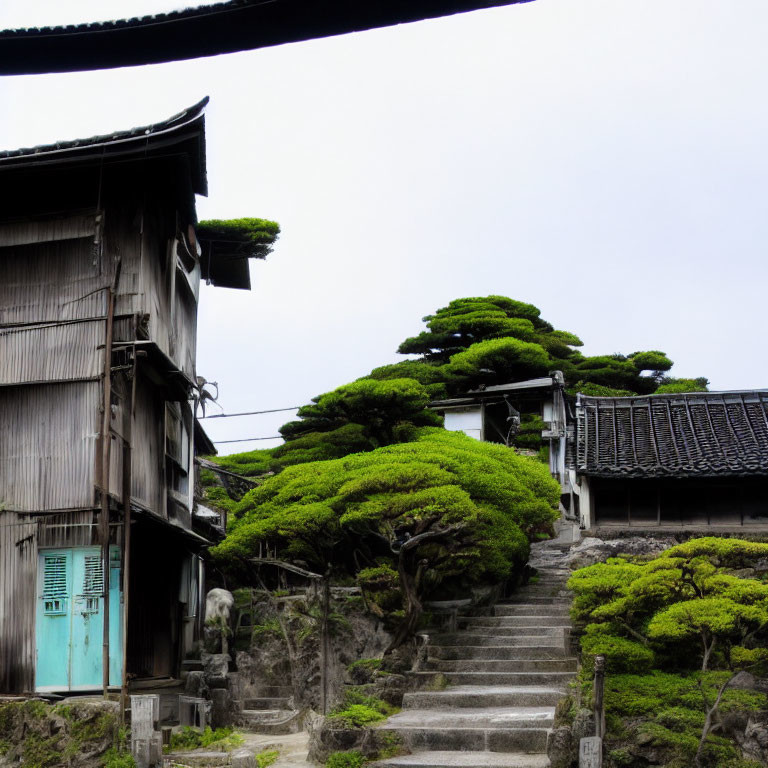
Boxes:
[101,259,122,699]
[593,654,606,739]
[120,330,138,721]
[101,284,116,697]
[320,571,331,715]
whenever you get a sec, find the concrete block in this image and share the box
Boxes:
[178,695,210,729]
[579,736,602,768]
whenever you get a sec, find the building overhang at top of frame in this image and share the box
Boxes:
[575,390,768,479]
[430,374,562,410]
[0,0,534,76]
[0,97,209,196]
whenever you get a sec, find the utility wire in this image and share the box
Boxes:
[213,436,283,444]
[200,406,301,419]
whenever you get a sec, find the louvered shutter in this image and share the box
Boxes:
[81,553,103,613]
[42,554,68,614]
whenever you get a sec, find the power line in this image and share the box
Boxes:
[213,436,283,444]
[200,406,301,419]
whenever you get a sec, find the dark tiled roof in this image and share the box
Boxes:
[0,98,209,194]
[0,0,532,75]
[576,391,768,478]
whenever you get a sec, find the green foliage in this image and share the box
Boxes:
[660,537,768,568]
[327,705,387,729]
[102,746,136,768]
[325,751,366,768]
[580,623,654,673]
[445,337,551,388]
[280,378,441,445]
[567,381,635,398]
[392,295,683,397]
[328,688,399,728]
[168,726,244,752]
[601,671,768,765]
[213,429,558,635]
[273,424,376,466]
[514,413,546,451]
[647,598,766,646]
[255,749,279,768]
[206,448,278,478]
[570,540,768,675]
[197,218,280,260]
[655,377,709,394]
[203,485,239,515]
[368,360,454,400]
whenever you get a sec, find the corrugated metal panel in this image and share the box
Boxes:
[131,375,165,516]
[140,230,173,359]
[0,511,37,692]
[0,239,107,325]
[0,320,102,385]
[37,511,97,548]
[0,214,98,247]
[174,270,197,381]
[0,382,100,512]
[109,433,123,499]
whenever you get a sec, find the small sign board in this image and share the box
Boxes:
[580,736,603,768]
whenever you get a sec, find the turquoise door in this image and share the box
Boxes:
[36,546,122,692]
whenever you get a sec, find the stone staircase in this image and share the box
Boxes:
[239,685,305,734]
[371,532,576,768]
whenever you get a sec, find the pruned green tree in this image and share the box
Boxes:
[569,539,768,767]
[197,217,280,260]
[279,377,442,445]
[388,296,700,398]
[211,428,560,650]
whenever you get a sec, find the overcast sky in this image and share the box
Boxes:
[2,0,767,451]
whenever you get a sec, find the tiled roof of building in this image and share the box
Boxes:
[0,0,531,75]
[0,98,209,195]
[575,390,768,478]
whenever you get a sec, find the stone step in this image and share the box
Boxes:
[494,605,570,616]
[377,725,549,753]
[403,686,566,709]
[432,671,572,687]
[431,634,566,647]
[428,658,578,673]
[449,626,567,638]
[369,751,552,767]
[500,597,571,605]
[244,697,292,710]
[460,616,571,628]
[509,589,569,598]
[251,685,293,697]
[429,646,569,661]
[239,708,303,734]
[383,707,555,730]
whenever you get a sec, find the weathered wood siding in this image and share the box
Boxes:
[0,382,100,512]
[0,238,107,325]
[174,266,197,380]
[0,512,37,693]
[0,320,103,385]
[131,375,166,517]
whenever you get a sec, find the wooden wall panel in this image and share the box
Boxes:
[0,512,37,693]
[0,382,99,512]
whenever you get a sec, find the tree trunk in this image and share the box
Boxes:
[385,550,422,653]
[695,674,732,768]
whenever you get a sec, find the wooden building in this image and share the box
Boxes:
[573,391,768,530]
[431,372,573,497]
[0,99,247,695]
[434,380,768,532]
